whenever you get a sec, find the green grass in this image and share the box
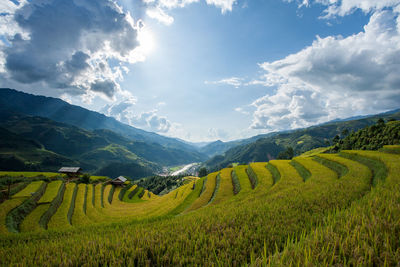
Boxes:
[12,181,46,198]
[0,181,45,234]
[123,186,145,203]
[210,168,233,205]
[0,171,63,178]
[185,172,218,213]
[71,184,92,226]
[267,160,303,194]
[20,204,49,232]
[20,181,63,232]
[0,181,45,233]
[298,147,331,157]
[47,183,75,230]
[340,151,387,186]
[290,158,312,181]
[38,180,63,204]
[6,182,47,233]
[265,162,280,184]
[266,151,399,266]
[314,155,349,178]
[248,162,274,191]
[233,165,252,196]
[90,176,109,182]
[168,179,204,215]
[379,144,400,154]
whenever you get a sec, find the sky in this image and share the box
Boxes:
[1,0,400,142]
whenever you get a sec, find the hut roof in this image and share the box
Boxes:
[58,167,82,173]
[113,176,127,182]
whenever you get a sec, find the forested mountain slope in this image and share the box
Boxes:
[204,110,400,171]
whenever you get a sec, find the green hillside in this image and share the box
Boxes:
[0,111,206,178]
[0,127,79,171]
[204,111,400,171]
[0,88,204,153]
[332,120,400,151]
[1,146,400,265]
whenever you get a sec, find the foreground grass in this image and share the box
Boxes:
[265,151,400,266]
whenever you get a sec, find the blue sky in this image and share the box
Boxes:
[1,0,400,142]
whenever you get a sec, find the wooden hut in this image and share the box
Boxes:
[111,176,127,186]
[58,167,82,179]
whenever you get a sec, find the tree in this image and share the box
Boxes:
[341,128,349,138]
[332,135,340,144]
[198,167,208,177]
[377,118,385,126]
[79,173,91,184]
[277,147,294,160]
[324,140,331,146]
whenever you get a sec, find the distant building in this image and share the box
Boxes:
[58,167,82,179]
[111,176,127,186]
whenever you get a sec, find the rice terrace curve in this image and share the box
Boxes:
[1,145,400,265]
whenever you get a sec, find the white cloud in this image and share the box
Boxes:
[285,0,400,17]
[0,0,144,99]
[321,0,400,17]
[145,0,236,25]
[131,110,172,133]
[101,98,173,133]
[234,107,250,115]
[250,9,400,131]
[205,0,236,14]
[205,77,244,88]
[158,0,199,9]
[207,127,229,140]
[146,6,174,25]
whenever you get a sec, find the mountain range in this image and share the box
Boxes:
[202,109,400,171]
[0,88,208,178]
[1,88,399,178]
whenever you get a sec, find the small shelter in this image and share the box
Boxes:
[111,176,127,186]
[58,167,82,179]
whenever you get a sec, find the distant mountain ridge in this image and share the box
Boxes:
[0,88,208,178]
[0,110,208,178]
[0,88,203,154]
[203,109,400,171]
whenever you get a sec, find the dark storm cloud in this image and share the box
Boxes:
[3,0,140,97]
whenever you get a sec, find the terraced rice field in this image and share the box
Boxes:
[0,181,44,234]
[20,180,63,232]
[1,147,400,266]
[185,171,219,213]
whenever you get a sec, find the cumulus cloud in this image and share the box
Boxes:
[205,0,236,14]
[207,128,229,140]
[146,6,174,25]
[250,9,400,130]
[0,0,145,99]
[101,98,172,133]
[285,0,400,17]
[321,0,400,18]
[131,110,172,133]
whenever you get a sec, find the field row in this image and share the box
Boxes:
[1,147,400,265]
[2,146,392,234]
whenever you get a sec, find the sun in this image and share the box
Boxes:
[138,28,155,55]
